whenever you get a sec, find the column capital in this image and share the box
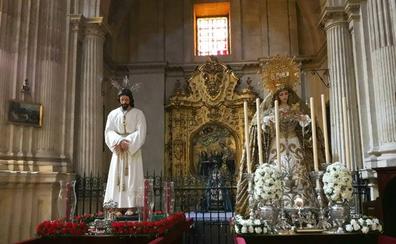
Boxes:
[83,17,110,40]
[345,0,362,23]
[320,6,347,30]
[70,14,83,32]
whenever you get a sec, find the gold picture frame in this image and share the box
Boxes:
[8,100,43,127]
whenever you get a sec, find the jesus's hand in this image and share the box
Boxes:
[114,144,122,155]
[120,140,129,151]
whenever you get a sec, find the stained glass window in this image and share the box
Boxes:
[196,17,229,56]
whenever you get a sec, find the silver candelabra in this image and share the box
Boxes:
[310,170,332,230]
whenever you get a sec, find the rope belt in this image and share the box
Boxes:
[117,133,130,192]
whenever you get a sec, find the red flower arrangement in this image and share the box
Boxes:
[111,212,186,236]
[36,212,188,237]
[36,220,88,237]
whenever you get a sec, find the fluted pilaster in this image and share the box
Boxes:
[61,15,83,160]
[367,0,396,163]
[321,7,363,168]
[35,0,65,158]
[0,0,14,154]
[76,18,105,176]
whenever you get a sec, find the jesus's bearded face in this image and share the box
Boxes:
[120,95,131,110]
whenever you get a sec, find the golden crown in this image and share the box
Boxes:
[259,56,300,93]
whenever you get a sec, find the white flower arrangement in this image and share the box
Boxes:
[322,162,353,203]
[233,215,275,234]
[344,216,383,234]
[253,164,283,204]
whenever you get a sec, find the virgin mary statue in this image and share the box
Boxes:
[235,56,326,218]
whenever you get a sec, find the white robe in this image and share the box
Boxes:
[103,107,146,208]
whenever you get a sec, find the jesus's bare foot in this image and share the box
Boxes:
[124,209,134,216]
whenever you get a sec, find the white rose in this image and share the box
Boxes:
[263,227,267,234]
[353,223,361,231]
[350,219,357,225]
[358,218,364,225]
[362,226,369,234]
[324,188,332,195]
[269,179,275,184]
[248,225,254,233]
[378,225,383,232]
[241,226,247,233]
[371,223,377,231]
[253,219,261,225]
[254,227,262,234]
[366,219,373,225]
[345,224,353,232]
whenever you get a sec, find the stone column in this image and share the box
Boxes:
[76,17,106,176]
[367,0,396,166]
[321,7,363,168]
[346,0,378,169]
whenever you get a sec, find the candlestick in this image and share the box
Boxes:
[310,97,319,172]
[244,101,252,173]
[274,100,281,170]
[321,94,331,164]
[256,98,264,164]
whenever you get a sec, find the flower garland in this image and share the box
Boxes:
[344,216,383,234]
[36,212,187,237]
[253,164,283,204]
[111,212,186,235]
[233,215,275,234]
[36,220,88,237]
[322,162,353,202]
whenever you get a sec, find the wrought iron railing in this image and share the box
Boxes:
[75,171,237,243]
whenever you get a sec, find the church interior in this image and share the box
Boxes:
[1,0,396,243]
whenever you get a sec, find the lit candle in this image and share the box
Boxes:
[244,101,251,173]
[310,97,319,172]
[342,97,351,170]
[274,100,281,170]
[256,98,264,165]
[321,94,331,164]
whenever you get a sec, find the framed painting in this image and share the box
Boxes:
[8,100,43,127]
